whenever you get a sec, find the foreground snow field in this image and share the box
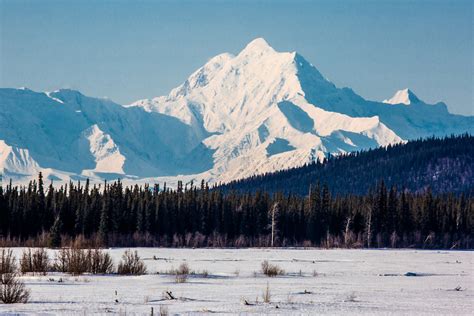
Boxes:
[1,248,472,315]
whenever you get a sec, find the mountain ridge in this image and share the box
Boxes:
[1,38,472,185]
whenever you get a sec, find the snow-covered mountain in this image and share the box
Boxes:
[383,88,421,105]
[0,88,203,183]
[1,38,472,184]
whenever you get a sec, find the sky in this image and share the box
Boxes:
[1,0,472,115]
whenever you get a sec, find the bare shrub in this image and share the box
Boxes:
[52,248,114,275]
[261,260,284,277]
[53,248,89,275]
[177,262,190,275]
[66,248,89,275]
[0,249,16,274]
[0,249,28,304]
[53,249,68,273]
[0,273,30,304]
[262,282,271,303]
[174,262,190,283]
[88,249,114,274]
[20,248,49,275]
[117,250,146,275]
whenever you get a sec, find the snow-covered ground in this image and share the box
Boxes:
[1,248,472,315]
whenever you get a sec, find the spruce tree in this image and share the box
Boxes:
[99,188,110,246]
[49,216,62,248]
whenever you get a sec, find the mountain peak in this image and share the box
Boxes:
[240,37,274,55]
[383,88,421,105]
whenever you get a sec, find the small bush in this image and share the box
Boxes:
[88,249,114,274]
[174,263,190,283]
[177,262,190,275]
[261,260,284,277]
[0,273,30,304]
[117,250,146,275]
[52,248,114,275]
[53,248,89,275]
[0,249,16,274]
[20,248,49,275]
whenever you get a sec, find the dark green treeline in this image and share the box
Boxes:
[0,174,472,249]
[221,134,474,195]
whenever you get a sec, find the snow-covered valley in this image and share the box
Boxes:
[0,248,472,315]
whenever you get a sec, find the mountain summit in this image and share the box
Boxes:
[130,38,472,183]
[383,88,422,105]
[240,37,275,55]
[1,38,472,184]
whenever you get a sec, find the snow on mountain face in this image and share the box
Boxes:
[0,140,40,176]
[383,88,421,105]
[0,88,205,183]
[130,38,472,183]
[133,38,303,134]
[84,125,126,174]
[130,38,404,182]
[1,38,473,185]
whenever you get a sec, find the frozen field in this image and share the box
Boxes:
[1,248,472,315]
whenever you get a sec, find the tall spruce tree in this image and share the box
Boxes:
[49,216,62,248]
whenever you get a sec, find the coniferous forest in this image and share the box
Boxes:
[0,136,474,249]
[221,134,473,195]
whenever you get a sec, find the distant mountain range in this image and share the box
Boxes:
[1,38,472,185]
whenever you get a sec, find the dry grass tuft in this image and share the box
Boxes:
[262,282,271,303]
[175,263,190,283]
[261,260,285,277]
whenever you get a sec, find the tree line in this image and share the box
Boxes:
[220,134,474,195]
[0,173,472,249]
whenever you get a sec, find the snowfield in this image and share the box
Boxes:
[1,248,472,315]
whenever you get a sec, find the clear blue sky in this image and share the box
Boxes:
[1,0,472,115]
